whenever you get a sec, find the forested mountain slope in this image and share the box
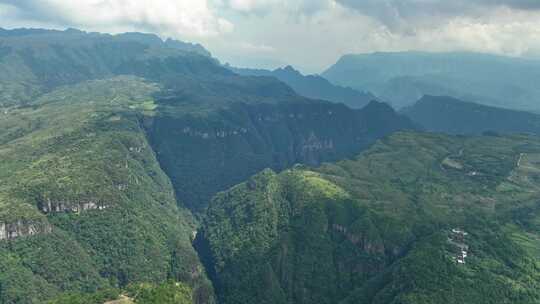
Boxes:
[0,28,211,108]
[0,28,416,303]
[0,77,214,303]
[403,95,540,135]
[148,99,414,213]
[0,28,416,215]
[198,132,540,304]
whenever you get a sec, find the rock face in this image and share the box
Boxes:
[332,224,386,255]
[198,132,540,304]
[196,169,397,304]
[38,199,108,214]
[0,220,52,240]
[148,100,415,213]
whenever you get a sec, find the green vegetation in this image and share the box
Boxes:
[199,132,540,304]
[46,288,120,304]
[0,28,211,108]
[0,28,417,304]
[6,28,531,304]
[126,281,193,304]
[46,281,194,304]
[149,99,415,213]
[0,77,214,303]
[0,27,416,217]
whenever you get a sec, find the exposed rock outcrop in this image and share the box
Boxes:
[38,199,108,214]
[148,100,417,214]
[0,220,52,240]
[332,224,385,255]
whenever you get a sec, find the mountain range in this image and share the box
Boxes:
[403,95,540,135]
[0,27,539,304]
[197,131,540,304]
[0,28,415,304]
[323,51,540,111]
[229,65,376,109]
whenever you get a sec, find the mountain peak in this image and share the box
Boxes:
[275,65,302,76]
[283,65,297,72]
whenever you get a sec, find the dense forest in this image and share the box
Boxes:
[0,25,539,304]
[197,132,540,304]
[0,28,416,303]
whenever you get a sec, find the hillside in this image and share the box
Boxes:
[0,28,417,216]
[229,65,376,109]
[403,95,540,135]
[0,77,214,303]
[197,132,540,304]
[0,28,416,303]
[322,52,540,111]
[149,99,415,213]
[0,28,212,108]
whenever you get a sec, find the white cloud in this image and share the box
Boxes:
[1,0,540,73]
[214,0,330,16]
[0,0,234,38]
[226,0,279,12]
[237,42,275,52]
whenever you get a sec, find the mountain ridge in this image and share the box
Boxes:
[323,51,540,111]
[197,131,540,304]
[0,28,417,303]
[403,95,540,135]
[229,64,377,109]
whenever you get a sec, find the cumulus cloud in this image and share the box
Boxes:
[223,0,279,13]
[214,0,330,16]
[0,0,233,37]
[0,0,540,72]
[335,0,540,32]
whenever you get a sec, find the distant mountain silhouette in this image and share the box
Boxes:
[229,65,377,109]
[403,95,540,135]
[323,51,540,111]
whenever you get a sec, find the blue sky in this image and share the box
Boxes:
[1,0,540,73]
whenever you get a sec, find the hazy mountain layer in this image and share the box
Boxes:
[323,52,540,111]
[403,95,540,135]
[229,65,376,109]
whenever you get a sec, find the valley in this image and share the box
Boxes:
[197,132,540,304]
[0,28,415,304]
[0,23,538,304]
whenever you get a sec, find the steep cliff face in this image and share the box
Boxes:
[196,169,403,304]
[0,28,416,303]
[147,100,415,213]
[38,199,108,214]
[0,219,51,240]
[0,78,215,304]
